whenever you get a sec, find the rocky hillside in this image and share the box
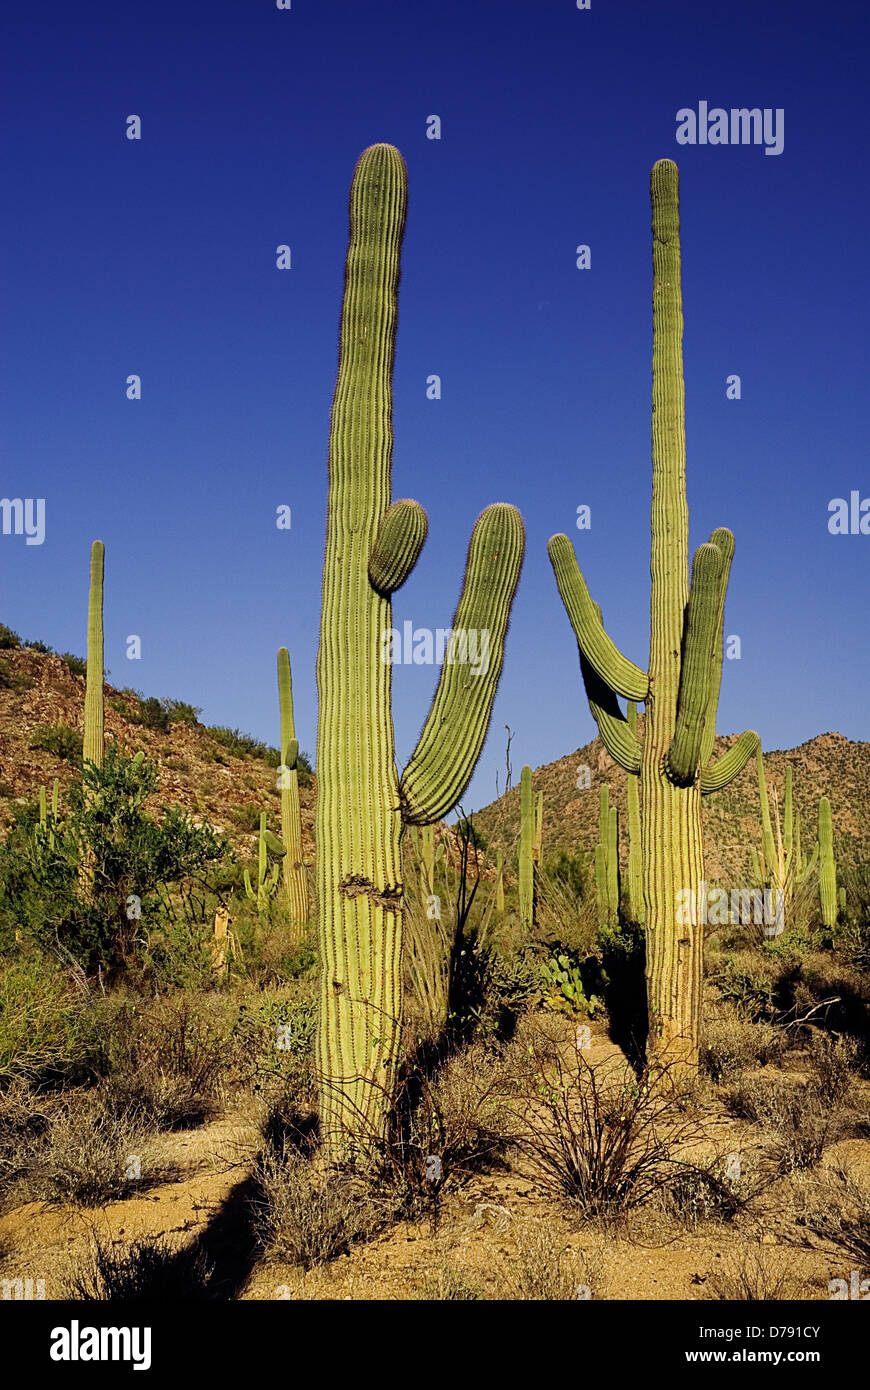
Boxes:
[473,725,870,885]
[0,645,315,861]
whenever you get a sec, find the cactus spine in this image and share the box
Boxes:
[277,647,308,935]
[315,145,525,1151]
[818,796,838,928]
[518,765,535,929]
[83,541,104,770]
[548,161,760,1071]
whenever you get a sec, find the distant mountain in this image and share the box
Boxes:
[472,726,870,883]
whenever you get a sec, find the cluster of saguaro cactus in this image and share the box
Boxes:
[750,754,819,932]
[315,144,524,1151]
[244,812,285,911]
[549,160,760,1070]
[518,765,541,930]
[595,785,619,930]
[818,796,839,928]
[276,647,308,936]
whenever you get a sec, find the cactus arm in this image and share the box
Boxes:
[368,498,428,595]
[699,527,735,769]
[664,542,723,787]
[577,643,643,773]
[699,730,761,794]
[548,534,649,701]
[399,503,525,825]
[796,840,819,886]
[755,746,777,872]
[818,796,837,928]
[533,791,543,864]
[784,766,794,858]
[83,540,105,770]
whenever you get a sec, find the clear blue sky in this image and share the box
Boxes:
[2,0,869,813]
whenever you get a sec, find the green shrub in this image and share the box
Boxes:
[0,658,34,693]
[28,724,83,763]
[23,639,52,654]
[0,624,21,649]
[58,652,87,677]
[0,954,90,1081]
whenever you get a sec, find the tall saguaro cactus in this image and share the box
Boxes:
[625,703,645,924]
[548,161,759,1071]
[277,647,308,934]
[518,765,535,930]
[84,541,105,771]
[818,796,838,929]
[315,144,525,1151]
[595,785,619,930]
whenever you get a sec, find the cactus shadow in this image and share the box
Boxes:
[598,919,648,1070]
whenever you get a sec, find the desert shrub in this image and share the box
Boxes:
[64,1233,215,1300]
[58,652,87,677]
[414,1265,486,1300]
[207,727,275,761]
[0,658,33,692]
[701,1010,786,1083]
[502,1218,604,1300]
[724,1076,834,1172]
[12,1092,173,1206]
[253,1148,385,1269]
[28,724,83,764]
[807,1032,857,1105]
[231,994,316,1099]
[0,954,91,1082]
[23,639,52,654]
[706,1241,807,1300]
[94,995,234,1130]
[162,699,200,727]
[230,804,262,833]
[0,747,226,973]
[509,1039,703,1219]
[797,1167,870,1268]
[0,624,21,649]
[0,1076,51,1204]
[126,696,170,731]
[453,817,487,852]
[660,1159,748,1228]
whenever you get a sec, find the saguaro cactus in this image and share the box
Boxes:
[83,541,104,771]
[625,703,645,924]
[595,785,619,930]
[518,765,535,930]
[751,753,818,934]
[315,144,525,1151]
[495,849,505,913]
[277,647,308,935]
[244,812,285,911]
[818,796,838,928]
[548,161,759,1071]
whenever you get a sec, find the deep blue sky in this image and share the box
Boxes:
[2,0,868,813]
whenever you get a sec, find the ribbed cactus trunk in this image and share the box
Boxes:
[818,796,837,928]
[277,647,308,936]
[315,146,524,1154]
[549,161,761,1077]
[83,541,104,771]
[316,146,407,1151]
[642,162,706,1067]
[518,765,534,930]
[626,704,644,924]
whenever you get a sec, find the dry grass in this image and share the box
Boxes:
[706,1239,809,1300]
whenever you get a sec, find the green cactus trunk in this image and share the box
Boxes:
[495,849,505,913]
[277,647,308,935]
[315,146,524,1153]
[818,796,837,928]
[625,705,644,924]
[83,541,104,771]
[549,162,760,1074]
[518,765,535,930]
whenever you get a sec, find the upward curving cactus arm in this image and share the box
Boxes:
[399,502,525,825]
[547,534,649,701]
[699,527,735,768]
[665,542,723,787]
[368,498,428,595]
[699,729,761,794]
